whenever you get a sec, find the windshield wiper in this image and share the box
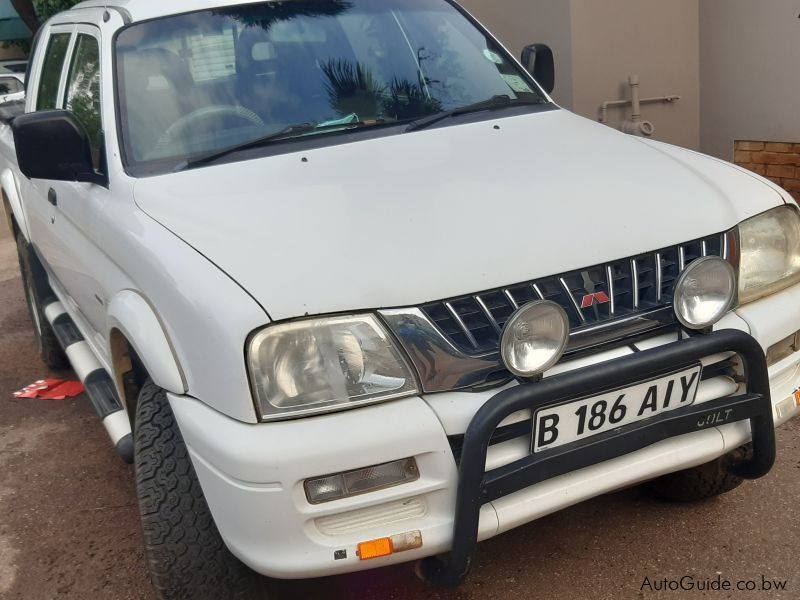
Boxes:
[176,123,317,170]
[177,119,377,170]
[404,95,543,133]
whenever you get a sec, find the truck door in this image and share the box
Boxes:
[52,25,112,355]
[27,24,111,358]
[22,25,73,273]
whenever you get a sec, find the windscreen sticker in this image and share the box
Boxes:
[502,74,533,93]
[483,49,504,64]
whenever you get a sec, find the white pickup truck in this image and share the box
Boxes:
[2,1,800,598]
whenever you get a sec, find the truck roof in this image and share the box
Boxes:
[71,0,268,23]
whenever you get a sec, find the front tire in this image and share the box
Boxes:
[648,445,750,502]
[15,231,69,370]
[134,380,263,600]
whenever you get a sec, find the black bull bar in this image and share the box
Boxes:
[421,329,775,586]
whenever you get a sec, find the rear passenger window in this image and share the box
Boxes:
[64,34,103,170]
[36,33,72,110]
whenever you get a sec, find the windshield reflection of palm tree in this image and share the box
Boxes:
[320,58,443,122]
[215,1,445,125]
[384,78,443,121]
[320,59,383,118]
[417,47,442,89]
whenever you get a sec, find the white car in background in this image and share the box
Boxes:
[0,70,25,103]
[0,59,27,74]
[1,1,799,599]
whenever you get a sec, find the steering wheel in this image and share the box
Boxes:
[153,105,265,156]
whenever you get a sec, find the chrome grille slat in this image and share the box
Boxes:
[418,232,729,356]
[504,289,519,309]
[445,301,479,349]
[560,278,586,323]
[474,295,502,334]
[655,252,663,303]
[606,266,616,315]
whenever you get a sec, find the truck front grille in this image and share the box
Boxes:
[421,232,730,355]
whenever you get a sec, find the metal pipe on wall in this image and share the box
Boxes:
[599,75,681,137]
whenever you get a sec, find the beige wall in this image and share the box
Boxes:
[700,0,800,160]
[569,0,700,150]
[462,0,701,150]
[459,0,574,108]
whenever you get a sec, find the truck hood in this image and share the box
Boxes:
[134,109,784,321]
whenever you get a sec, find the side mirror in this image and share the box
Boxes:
[12,110,104,185]
[521,44,555,95]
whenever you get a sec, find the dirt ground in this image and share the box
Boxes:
[1,230,800,599]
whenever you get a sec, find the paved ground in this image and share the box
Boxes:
[1,221,800,599]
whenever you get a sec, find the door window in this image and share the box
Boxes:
[36,32,71,110]
[64,34,103,171]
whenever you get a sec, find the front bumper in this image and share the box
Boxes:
[170,294,800,581]
[420,329,774,586]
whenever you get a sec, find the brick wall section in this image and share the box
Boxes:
[734,141,800,201]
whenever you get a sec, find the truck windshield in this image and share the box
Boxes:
[115,0,546,171]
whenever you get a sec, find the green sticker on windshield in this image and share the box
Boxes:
[502,74,533,94]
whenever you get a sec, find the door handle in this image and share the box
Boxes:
[47,188,57,206]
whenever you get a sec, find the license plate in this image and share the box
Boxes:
[533,365,703,453]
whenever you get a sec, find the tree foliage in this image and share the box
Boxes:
[5,0,80,47]
[213,0,353,29]
[33,0,82,23]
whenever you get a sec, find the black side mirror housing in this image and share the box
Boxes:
[12,109,105,185]
[521,44,555,95]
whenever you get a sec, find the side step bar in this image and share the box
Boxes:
[43,300,134,463]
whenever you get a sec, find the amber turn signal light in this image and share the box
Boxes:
[357,530,423,561]
[358,538,392,561]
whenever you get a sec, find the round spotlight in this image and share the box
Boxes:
[673,256,736,330]
[501,301,570,378]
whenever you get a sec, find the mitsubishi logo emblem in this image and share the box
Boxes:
[581,292,611,309]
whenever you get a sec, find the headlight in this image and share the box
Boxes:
[500,301,570,378]
[248,314,419,420]
[738,205,800,304]
[673,256,736,330]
